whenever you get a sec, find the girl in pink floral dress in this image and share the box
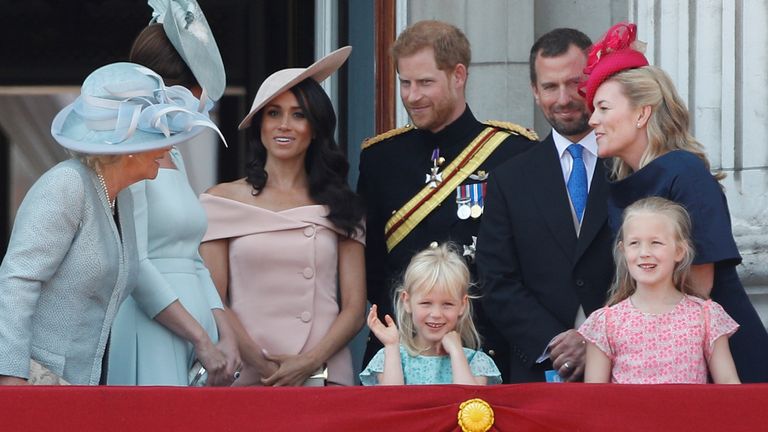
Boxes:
[578,197,740,384]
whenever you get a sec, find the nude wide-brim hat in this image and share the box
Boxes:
[238,46,352,130]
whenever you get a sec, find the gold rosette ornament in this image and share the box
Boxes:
[458,398,494,432]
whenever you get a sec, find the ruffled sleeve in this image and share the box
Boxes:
[359,347,387,386]
[578,307,613,359]
[704,300,739,357]
[466,349,502,384]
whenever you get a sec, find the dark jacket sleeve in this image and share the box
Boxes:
[476,172,568,368]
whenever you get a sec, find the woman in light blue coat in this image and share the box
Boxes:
[0,62,222,385]
[107,0,241,386]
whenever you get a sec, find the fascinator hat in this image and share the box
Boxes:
[149,0,226,101]
[239,46,352,130]
[582,22,649,111]
[51,62,226,155]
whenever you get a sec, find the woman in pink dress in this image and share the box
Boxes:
[578,197,740,384]
[199,47,366,386]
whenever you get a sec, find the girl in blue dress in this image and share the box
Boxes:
[360,243,501,385]
[582,22,768,382]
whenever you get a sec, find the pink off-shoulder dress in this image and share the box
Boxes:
[200,194,364,385]
[578,295,738,384]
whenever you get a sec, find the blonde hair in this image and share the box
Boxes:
[394,243,480,356]
[606,66,724,182]
[607,197,696,306]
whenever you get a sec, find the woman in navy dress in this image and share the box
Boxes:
[582,23,768,382]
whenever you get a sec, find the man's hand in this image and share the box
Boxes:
[549,329,586,382]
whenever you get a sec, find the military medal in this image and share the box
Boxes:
[469,170,489,181]
[463,236,477,262]
[456,185,471,220]
[425,148,443,189]
[470,183,483,218]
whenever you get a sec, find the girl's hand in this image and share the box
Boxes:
[260,350,320,387]
[441,331,463,356]
[367,304,399,347]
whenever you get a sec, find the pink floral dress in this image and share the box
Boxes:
[578,295,738,383]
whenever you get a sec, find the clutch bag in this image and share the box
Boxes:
[188,360,208,386]
[302,366,328,387]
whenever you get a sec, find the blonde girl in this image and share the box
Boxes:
[360,243,501,385]
[579,197,740,384]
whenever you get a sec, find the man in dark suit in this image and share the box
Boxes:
[476,28,614,383]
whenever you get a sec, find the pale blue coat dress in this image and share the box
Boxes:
[107,149,222,385]
[0,159,138,385]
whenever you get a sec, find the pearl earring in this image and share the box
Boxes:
[636,122,641,128]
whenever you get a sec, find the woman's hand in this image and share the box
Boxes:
[192,338,227,386]
[260,350,320,387]
[367,304,399,347]
[0,375,28,385]
[216,335,242,384]
[210,309,243,385]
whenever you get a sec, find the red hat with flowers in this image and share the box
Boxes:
[582,22,649,111]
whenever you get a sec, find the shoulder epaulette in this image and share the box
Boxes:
[484,120,539,142]
[362,124,414,150]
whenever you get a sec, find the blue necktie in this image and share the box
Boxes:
[566,144,587,223]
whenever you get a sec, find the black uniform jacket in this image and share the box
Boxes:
[476,133,614,383]
[357,106,536,378]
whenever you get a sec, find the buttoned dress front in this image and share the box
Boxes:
[201,195,363,385]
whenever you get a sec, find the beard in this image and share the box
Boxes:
[547,103,591,138]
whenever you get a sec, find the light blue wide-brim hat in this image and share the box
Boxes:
[149,0,226,101]
[51,62,225,155]
[238,46,352,130]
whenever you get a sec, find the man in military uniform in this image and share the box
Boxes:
[357,20,536,381]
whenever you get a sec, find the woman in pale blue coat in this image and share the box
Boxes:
[0,62,222,385]
[107,0,241,386]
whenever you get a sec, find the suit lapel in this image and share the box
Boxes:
[574,158,609,262]
[530,135,578,261]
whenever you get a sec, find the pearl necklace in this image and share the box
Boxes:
[96,169,115,214]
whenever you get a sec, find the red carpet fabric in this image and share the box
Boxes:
[1,383,765,431]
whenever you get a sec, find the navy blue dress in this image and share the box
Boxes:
[608,150,768,383]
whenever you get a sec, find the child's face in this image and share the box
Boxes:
[403,285,468,354]
[621,211,685,291]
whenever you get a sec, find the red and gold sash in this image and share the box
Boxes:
[384,127,510,252]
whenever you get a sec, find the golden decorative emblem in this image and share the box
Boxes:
[458,398,494,432]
